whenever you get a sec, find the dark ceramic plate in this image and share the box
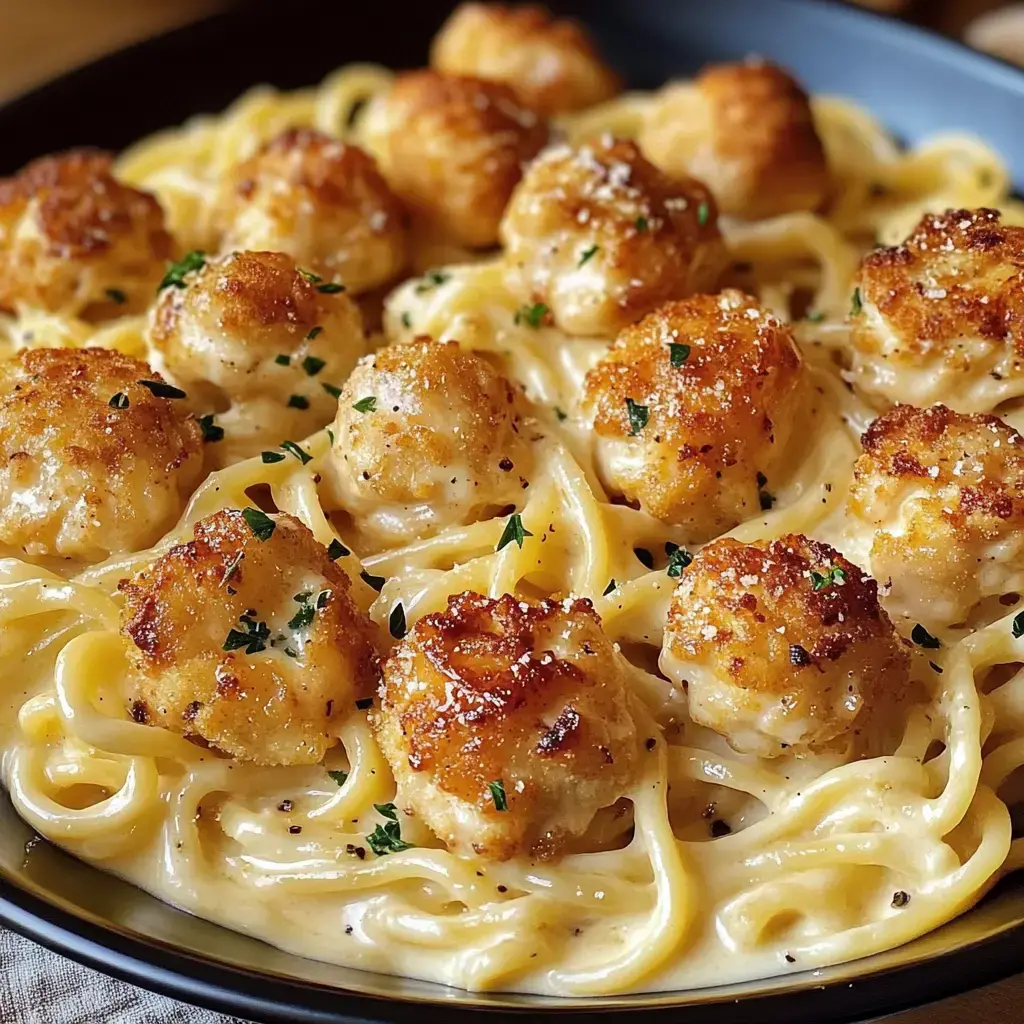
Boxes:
[1,1,1023,1021]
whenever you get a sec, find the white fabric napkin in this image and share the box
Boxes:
[0,926,248,1024]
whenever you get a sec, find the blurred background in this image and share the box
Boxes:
[2,0,1024,106]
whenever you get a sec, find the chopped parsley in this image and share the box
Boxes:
[108,392,129,410]
[360,570,386,592]
[158,250,206,291]
[810,566,847,591]
[317,282,345,294]
[366,803,414,856]
[322,382,342,399]
[138,379,186,400]
[665,542,693,578]
[352,396,377,414]
[626,398,649,436]
[306,326,323,341]
[328,770,349,787]
[400,311,412,329]
[302,355,326,376]
[603,579,617,596]
[634,216,649,232]
[488,779,508,812]
[697,201,710,227]
[287,394,310,410]
[578,244,599,267]
[299,268,323,285]
[198,414,224,443]
[223,613,270,655]
[389,602,407,639]
[261,451,287,464]
[414,269,450,294]
[280,440,313,465]
[1013,610,1024,639]
[911,623,941,649]
[496,513,532,552]
[850,287,863,316]
[554,407,568,422]
[242,507,276,541]
[805,310,826,323]
[669,342,690,368]
[513,302,549,329]
[288,592,317,631]
[327,538,349,560]
[275,354,291,367]
[105,288,127,304]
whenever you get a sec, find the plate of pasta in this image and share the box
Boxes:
[3,0,1024,1021]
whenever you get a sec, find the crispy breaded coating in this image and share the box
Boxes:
[430,3,620,116]
[849,208,1024,413]
[148,250,364,422]
[581,290,806,539]
[640,60,830,220]
[661,534,909,758]
[325,338,532,549]
[0,149,172,317]
[0,347,202,562]
[119,509,380,766]
[363,70,548,248]
[373,591,641,860]
[212,129,408,294]
[849,403,1024,631]
[500,137,727,337]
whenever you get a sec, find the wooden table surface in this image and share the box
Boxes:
[0,1,1021,1021]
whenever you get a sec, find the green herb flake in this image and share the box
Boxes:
[365,803,414,856]
[108,392,129,410]
[810,566,847,592]
[554,406,568,422]
[805,310,826,323]
[280,439,313,465]
[302,355,326,376]
[414,270,450,294]
[513,302,550,329]
[275,354,291,367]
[578,244,599,267]
[488,779,508,812]
[317,282,345,294]
[105,288,127,305]
[242,507,276,541]
[322,382,342,399]
[223,613,270,655]
[158,250,206,291]
[496,513,533,552]
[353,396,377,414]
[850,287,863,317]
[261,451,286,464]
[697,201,710,227]
[634,216,649,232]
[287,394,310,410]
[1013,610,1024,639]
[198,414,224,443]
[288,592,316,631]
[665,542,693,578]
[327,538,349,560]
[138,379,186,400]
[626,398,649,436]
[299,268,323,285]
[389,602,407,639]
[360,570,386,592]
[306,326,324,341]
[400,311,412,329]
[669,343,690,368]
[328,769,349,787]
[912,623,941,649]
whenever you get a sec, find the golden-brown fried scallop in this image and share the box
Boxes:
[499,137,727,337]
[324,338,533,549]
[640,60,830,220]
[581,290,806,539]
[430,3,620,117]
[212,129,408,294]
[148,250,364,425]
[0,347,203,562]
[119,509,380,767]
[362,70,548,249]
[661,535,910,758]
[849,208,1024,413]
[848,404,1024,631]
[373,591,641,860]
[0,149,173,317]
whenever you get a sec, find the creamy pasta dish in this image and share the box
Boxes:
[2,2,1024,997]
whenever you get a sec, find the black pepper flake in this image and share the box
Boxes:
[789,644,812,666]
[645,737,657,751]
[498,457,514,471]
[634,547,654,570]
[344,925,354,935]
[497,885,508,893]
[288,825,303,835]
[785,953,796,964]
[891,890,910,908]
[278,800,293,812]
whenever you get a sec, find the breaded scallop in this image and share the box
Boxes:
[373,591,641,860]
[848,404,1024,631]
[0,149,172,317]
[849,208,1024,413]
[362,70,548,248]
[0,347,203,562]
[639,60,830,220]
[661,534,909,758]
[212,129,407,294]
[148,250,364,422]
[499,137,727,337]
[430,3,620,116]
[119,509,380,766]
[581,290,806,539]
[325,338,533,549]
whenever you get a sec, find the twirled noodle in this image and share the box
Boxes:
[1,44,1023,1001]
